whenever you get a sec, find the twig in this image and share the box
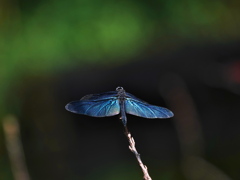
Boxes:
[124,126,152,180]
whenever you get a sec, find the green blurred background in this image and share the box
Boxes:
[1,0,240,179]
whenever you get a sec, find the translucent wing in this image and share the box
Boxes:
[65,98,120,117]
[125,92,148,103]
[125,98,174,118]
[80,91,118,101]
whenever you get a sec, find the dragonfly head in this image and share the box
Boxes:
[116,86,126,98]
[116,86,124,92]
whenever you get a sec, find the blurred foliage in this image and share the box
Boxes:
[1,0,240,74]
[1,0,240,80]
[1,0,153,69]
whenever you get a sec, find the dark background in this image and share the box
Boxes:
[1,0,240,179]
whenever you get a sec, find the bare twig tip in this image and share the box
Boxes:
[124,125,152,180]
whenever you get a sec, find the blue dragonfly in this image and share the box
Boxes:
[65,87,174,126]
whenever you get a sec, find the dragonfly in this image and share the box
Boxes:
[65,87,174,126]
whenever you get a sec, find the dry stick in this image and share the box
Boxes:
[124,126,152,180]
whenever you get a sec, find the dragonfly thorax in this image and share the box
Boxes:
[116,87,126,100]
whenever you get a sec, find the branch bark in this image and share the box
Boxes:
[124,126,152,180]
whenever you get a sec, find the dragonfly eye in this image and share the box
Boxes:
[116,86,124,91]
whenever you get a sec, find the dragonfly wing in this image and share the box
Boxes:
[125,92,148,103]
[65,98,120,117]
[125,98,174,118]
[81,91,118,101]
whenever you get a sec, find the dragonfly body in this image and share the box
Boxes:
[65,87,173,126]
